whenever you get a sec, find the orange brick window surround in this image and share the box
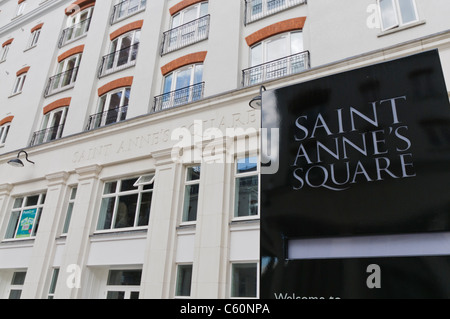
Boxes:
[57,45,85,63]
[245,17,307,47]
[0,116,14,127]
[169,0,205,16]
[161,51,207,76]
[43,97,72,115]
[65,0,95,16]
[110,20,144,41]
[97,77,134,96]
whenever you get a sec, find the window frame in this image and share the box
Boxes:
[61,186,77,235]
[181,165,201,224]
[11,72,27,95]
[95,174,154,232]
[171,1,208,29]
[15,1,26,17]
[27,29,41,49]
[7,271,27,299]
[0,44,10,62]
[103,29,140,75]
[233,156,259,220]
[230,262,259,299]
[175,263,193,298]
[4,193,46,241]
[39,106,68,143]
[0,122,11,147]
[112,0,147,24]
[377,0,419,32]
[94,86,131,128]
[105,269,142,299]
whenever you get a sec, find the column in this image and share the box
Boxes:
[0,184,13,242]
[140,150,181,298]
[54,164,102,299]
[21,172,68,299]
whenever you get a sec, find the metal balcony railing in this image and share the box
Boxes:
[58,18,91,48]
[30,124,65,146]
[111,0,147,24]
[161,15,210,55]
[98,43,139,77]
[152,82,205,113]
[242,51,310,87]
[244,0,307,25]
[86,106,128,131]
[44,67,79,97]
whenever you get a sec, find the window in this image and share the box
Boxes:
[162,1,209,54]
[5,194,46,240]
[15,1,26,17]
[234,157,259,218]
[378,0,419,31]
[47,268,59,299]
[60,7,93,47]
[8,271,26,299]
[88,87,130,130]
[96,175,154,231]
[106,269,142,299]
[111,0,147,23]
[62,187,77,234]
[175,264,193,297]
[100,30,140,77]
[0,122,11,147]
[245,0,306,24]
[159,64,204,109]
[182,166,200,223]
[31,107,67,146]
[231,263,257,298]
[11,72,27,95]
[1,44,11,62]
[46,53,81,96]
[245,31,306,86]
[27,29,41,49]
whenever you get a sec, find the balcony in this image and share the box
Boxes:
[244,0,307,25]
[44,67,79,97]
[86,106,128,131]
[111,0,147,24]
[58,18,91,48]
[98,43,139,77]
[161,15,210,55]
[30,124,65,146]
[152,82,205,113]
[242,51,310,87]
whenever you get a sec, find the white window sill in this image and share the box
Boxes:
[8,91,22,98]
[378,20,426,38]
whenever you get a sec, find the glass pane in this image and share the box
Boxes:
[97,197,116,230]
[106,291,125,299]
[13,198,24,209]
[25,195,39,207]
[130,291,140,299]
[114,194,138,228]
[194,64,203,84]
[175,68,192,90]
[107,270,142,285]
[171,14,181,28]
[235,176,259,217]
[200,2,208,17]
[62,203,73,233]
[183,6,198,24]
[11,272,26,285]
[183,184,199,222]
[5,211,20,239]
[120,178,138,192]
[290,31,304,54]
[163,74,173,94]
[49,269,59,294]
[31,208,42,237]
[237,157,258,174]
[137,191,152,226]
[251,44,263,67]
[231,264,257,298]
[8,290,22,299]
[176,265,192,296]
[104,181,117,194]
[398,0,417,24]
[186,166,201,181]
[70,187,78,200]
[40,194,46,205]
[266,35,288,62]
[379,0,399,30]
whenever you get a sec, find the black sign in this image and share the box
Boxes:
[260,50,450,298]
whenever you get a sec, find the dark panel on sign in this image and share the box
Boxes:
[260,50,450,298]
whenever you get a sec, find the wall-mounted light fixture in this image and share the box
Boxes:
[249,85,266,110]
[7,150,35,167]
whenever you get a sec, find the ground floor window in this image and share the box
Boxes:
[106,269,142,299]
[231,263,258,298]
[175,264,193,297]
[8,271,26,299]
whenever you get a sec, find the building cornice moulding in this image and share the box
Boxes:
[0,0,71,36]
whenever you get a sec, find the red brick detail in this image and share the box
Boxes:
[43,98,72,115]
[18,0,25,4]
[0,116,14,127]
[30,23,44,33]
[65,0,95,16]
[245,17,307,47]
[97,77,133,96]
[2,38,13,48]
[110,20,144,41]
[161,51,207,75]
[169,0,205,16]
[57,45,85,63]
[16,66,30,76]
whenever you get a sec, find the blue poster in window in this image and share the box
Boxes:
[16,209,36,239]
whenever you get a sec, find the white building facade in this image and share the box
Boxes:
[0,0,448,299]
